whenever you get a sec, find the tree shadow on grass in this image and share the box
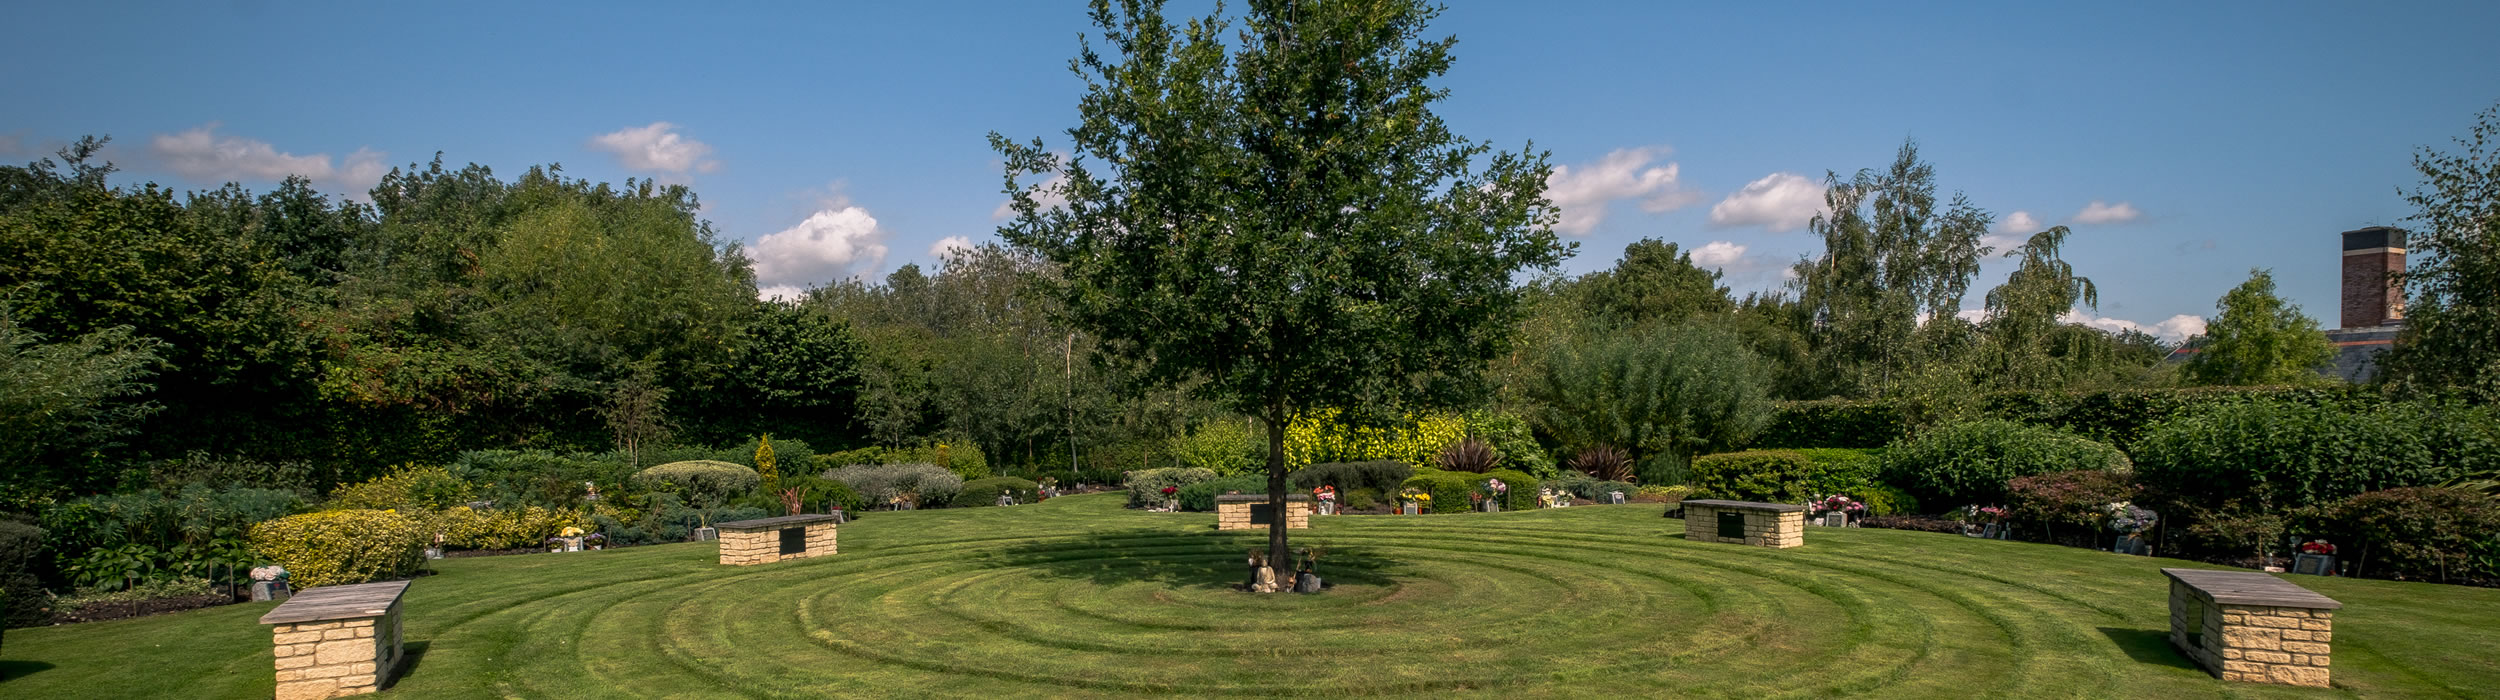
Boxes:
[0,660,54,680]
[2098,627,2199,671]
[981,528,1407,592]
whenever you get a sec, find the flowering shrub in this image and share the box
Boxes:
[429,506,589,550]
[1121,467,1216,508]
[2008,469,2139,528]
[2107,503,2157,534]
[328,465,474,511]
[1878,420,2130,507]
[249,565,287,582]
[1809,494,1867,517]
[248,509,428,588]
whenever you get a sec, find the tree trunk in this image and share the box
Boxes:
[1265,399,1290,585]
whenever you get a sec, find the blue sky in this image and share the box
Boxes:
[5,1,2497,339]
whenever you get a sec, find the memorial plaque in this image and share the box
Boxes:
[1717,511,1745,539]
[779,526,807,555]
[1251,503,1277,525]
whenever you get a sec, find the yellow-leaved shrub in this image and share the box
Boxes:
[248,509,428,588]
[426,506,587,551]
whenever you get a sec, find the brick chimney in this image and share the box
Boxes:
[2340,227,2405,329]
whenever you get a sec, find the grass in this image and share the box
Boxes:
[6,493,2498,698]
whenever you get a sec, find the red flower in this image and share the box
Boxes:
[1161,486,1177,495]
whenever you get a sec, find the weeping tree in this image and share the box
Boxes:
[992,0,1567,582]
[1978,226,2109,390]
[1789,140,1991,398]
[1520,323,1773,482]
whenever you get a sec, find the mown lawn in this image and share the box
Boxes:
[6,492,2497,698]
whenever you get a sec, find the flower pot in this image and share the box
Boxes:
[1401,504,1420,515]
[424,546,444,560]
[1479,501,1500,513]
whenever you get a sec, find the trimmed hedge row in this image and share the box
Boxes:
[953,477,1041,508]
[1756,385,2383,453]
[1876,420,2129,508]
[2134,400,2499,515]
[248,510,429,588]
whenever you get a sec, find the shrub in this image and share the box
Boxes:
[954,477,1042,508]
[900,442,990,481]
[0,521,44,627]
[2007,470,2139,528]
[2134,399,2496,516]
[1690,451,1818,503]
[427,506,586,551]
[1854,484,1919,516]
[1565,446,1637,482]
[1288,461,1413,494]
[815,446,887,470]
[1175,475,1268,512]
[1544,471,1639,503]
[1282,408,1468,469]
[1756,399,1904,449]
[1342,488,1380,511]
[826,463,963,507]
[1465,410,1557,478]
[2308,487,2500,583]
[1790,449,1883,489]
[449,450,627,509]
[1477,469,1541,511]
[1122,467,1218,508]
[633,461,761,509]
[778,474,865,513]
[1399,469,1477,513]
[1435,437,1500,473]
[1878,420,2129,508]
[328,465,473,511]
[248,510,428,588]
[1168,420,1264,475]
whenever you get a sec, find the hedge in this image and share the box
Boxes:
[1478,469,1541,511]
[0,522,43,628]
[248,509,429,588]
[953,477,1041,508]
[1876,420,2130,509]
[1399,469,1478,514]
[1690,449,1880,503]
[1756,385,2384,453]
[1176,475,1269,512]
[427,506,587,550]
[1123,467,1217,508]
[2134,399,2497,516]
[2306,486,2500,583]
[1288,461,1414,494]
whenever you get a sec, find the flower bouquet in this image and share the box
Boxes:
[1810,494,1866,524]
[249,565,291,601]
[585,533,607,550]
[2292,539,2337,576]
[1398,488,1428,514]
[2106,502,2156,554]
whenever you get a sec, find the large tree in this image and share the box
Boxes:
[1789,140,1992,398]
[993,0,1567,580]
[2380,100,2500,402]
[2183,268,2336,386]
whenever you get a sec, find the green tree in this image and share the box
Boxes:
[992,0,1569,577]
[1790,140,1992,398]
[1520,323,1773,481]
[2183,268,2336,386]
[2380,101,2500,402]
[0,303,164,499]
[1576,239,1734,328]
[1976,226,2120,390]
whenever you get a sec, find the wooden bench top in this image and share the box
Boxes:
[259,580,411,624]
[1681,499,1809,513]
[2162,568,2343,609]
[715,513,845,530]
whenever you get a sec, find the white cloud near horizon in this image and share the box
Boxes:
[1950,307,2206,342]
[589,122,719,175]
[2073,200,2142,224]
[749,205,891,297]
[992,169,1071,219]
[1707,172,1825,232]
[1546,147,1699,236]
[929,235,974,260]
[148,123,390,197]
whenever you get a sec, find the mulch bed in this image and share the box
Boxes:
[1858,514,1965,534]
[49,593,237,625]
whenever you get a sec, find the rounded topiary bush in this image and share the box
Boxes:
[826,463,962,507]
[1476,468,1540,511]
[954,477,1042,508]
[633,460,761,505]
[1877,420,2128,508]
[0,521,45,628]
[1175,474,1267,512]
[1399,468,1477,513]
[249,509,429,588]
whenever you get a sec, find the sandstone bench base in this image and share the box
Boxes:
[2164,567,2341,687]
[1215,493,1311,531]
[716,514,841,566]
[261,580,409,699]
[1681,499,1805,548]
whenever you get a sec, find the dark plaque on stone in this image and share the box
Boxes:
[779,527,807,555]
[1250,503,1277,525]
[1717,511,1745,539]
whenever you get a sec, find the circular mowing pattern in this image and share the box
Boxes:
[405,497,2164,698]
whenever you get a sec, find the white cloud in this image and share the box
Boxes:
[147,123,390,197]
[2060,311,2206,342]
[1684,239,1790,291]
[1707,172,1825,232]
[1996,210,2042,235]
[1690,240,1747,267]
[1545,147,1699,236]
[750,205,891,290]
[589,122,719,175]
[757,284,808,302]
[930,235,974,260]
[2073,200,2141,225]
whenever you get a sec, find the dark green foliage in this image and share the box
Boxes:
[1877,420,2129,508]
[954,477,1042,509]
[1434,437,1499,473]
[1542,472,1640,502]
[1122,467,1216,508]
[1575,239,1735,328]
[697,303,865,448]
[773,473,864,513]
[1755,400,1905,448]
[1288,461,1414,495]
[1789,449,1883,492]
[2379,101,2500,403]
[2306,487,2500,583]
[1399,469,1478,514]
[1564,446,1637,482]
[1174,475,1266,513]
[1524,324,1773,470]
[1788,140,1991,399]
[2181,269,2336,387]
[1853,484,1919,516]
[1759,385,2382,454]
[449,450,631,510]
[1688,450,1871,504]
[0,521,44,628]
[2006,470,2139,527]
[1478,468,1541,512]
[2134,400,2497,516]
[38,485,297,581]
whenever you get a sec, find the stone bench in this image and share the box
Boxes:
[716,514,841,566]
[1215,493,1310,531]
[1680,499,1805,548]
[259,580,409,700]
[2163,568,2341,687]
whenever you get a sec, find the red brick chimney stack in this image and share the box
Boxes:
[2340,227,2405,329]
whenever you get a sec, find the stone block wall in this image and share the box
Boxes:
[1681,504,1803,548]
[718,522,838,566]
[1216,500,1309,530]
[270,602,402,699]
[2168,580,2333,687]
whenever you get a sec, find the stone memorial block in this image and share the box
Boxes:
[1216,494,1310,531]
[2163,568,2340,687]
[260,580,410,700]
[1680,499,1805,548]
[715,514,840,566]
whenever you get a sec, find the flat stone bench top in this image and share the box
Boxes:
[716,514,845,530]
[259,580,411,624]
[1214,493,1312,503]
[2163,567,2343,609]
[1681,499,1808,513]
